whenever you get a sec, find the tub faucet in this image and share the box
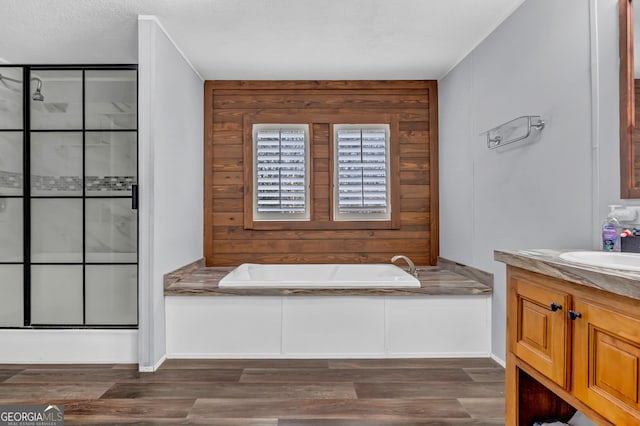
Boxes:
[391,255,418,278]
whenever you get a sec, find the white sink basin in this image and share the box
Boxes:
[559,251,640,272]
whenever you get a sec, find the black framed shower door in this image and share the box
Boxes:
[0,64,138,329]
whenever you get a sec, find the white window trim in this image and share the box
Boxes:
[252,124,310,221]
[333,124,391,221]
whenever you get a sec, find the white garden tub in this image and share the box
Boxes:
[218,263,420,288]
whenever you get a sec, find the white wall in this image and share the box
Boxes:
[138,16,204,371]
[439,0,625,362]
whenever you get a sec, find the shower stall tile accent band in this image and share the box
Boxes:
[27,175,136,192]
[0,173,137,192]
[85,176,136,192]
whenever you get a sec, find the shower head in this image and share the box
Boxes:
[32,89,44,101]
[31,77,44,101]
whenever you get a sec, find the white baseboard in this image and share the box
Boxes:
[167,351,492,359]
[384,351,492,358]
[139,354,166,372]
[168,352,281,359]
[490,352,506,367]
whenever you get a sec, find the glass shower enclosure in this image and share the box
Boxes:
[0,65,138,328]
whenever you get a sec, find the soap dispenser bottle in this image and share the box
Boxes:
[602,205,620,251]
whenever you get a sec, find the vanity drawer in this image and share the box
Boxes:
[508,269,570,388]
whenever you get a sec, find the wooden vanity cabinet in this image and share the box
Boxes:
[506,266,640,425]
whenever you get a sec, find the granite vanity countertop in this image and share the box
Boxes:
[495,249,640,301]
[164,265,493,297]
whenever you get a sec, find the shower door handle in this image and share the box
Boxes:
[131,184,139,210]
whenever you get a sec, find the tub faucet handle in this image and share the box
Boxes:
[391,255,418,278]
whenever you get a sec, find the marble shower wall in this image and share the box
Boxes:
[0,198,23,262]
[0,67,24,327]
[0,132,23,261]
[0,265,23,326]
[0,67,23,129]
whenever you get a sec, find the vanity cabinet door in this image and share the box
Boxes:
[573,298,640,425]
[508,270,570,388]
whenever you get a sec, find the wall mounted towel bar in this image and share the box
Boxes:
[484,116,545,149]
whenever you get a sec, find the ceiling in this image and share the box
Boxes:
[0,0,526,80]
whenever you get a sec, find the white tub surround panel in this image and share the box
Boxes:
[165,295,491,358]
[165,296,282,357]
[282,297,386,356]
[386,296,491,356]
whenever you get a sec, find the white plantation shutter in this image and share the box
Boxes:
[335,125,390,220]
[254,126,309,220]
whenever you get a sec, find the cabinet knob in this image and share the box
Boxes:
[550,303,562,312]
[568,310,582,320]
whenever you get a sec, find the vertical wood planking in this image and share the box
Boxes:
[634,80,640,185]
[313,123,330,222]
[204,81,438,266]
[428,83,440,265]
[203,81,215,263]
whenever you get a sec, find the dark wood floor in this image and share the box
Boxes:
[0,358,505,425]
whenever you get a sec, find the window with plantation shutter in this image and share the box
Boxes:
[334,124,391,221]
[253,124,309,221]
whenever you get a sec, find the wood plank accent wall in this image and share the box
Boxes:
[204,80,438,266]
[634,80,640,185]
